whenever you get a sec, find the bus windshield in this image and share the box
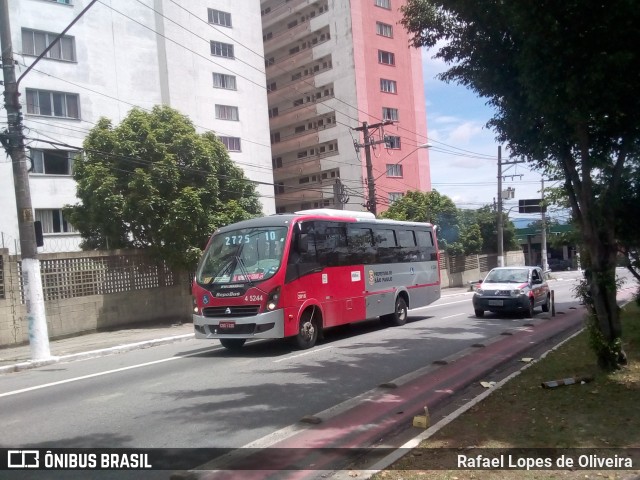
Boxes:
[196,226,288,285]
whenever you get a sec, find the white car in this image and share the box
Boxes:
[472,266,550,318]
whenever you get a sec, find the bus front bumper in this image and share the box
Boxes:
[193,309,285,340]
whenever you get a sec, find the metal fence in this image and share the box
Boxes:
[2,251,178,304]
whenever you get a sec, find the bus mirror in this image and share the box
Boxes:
[298,234,309,253]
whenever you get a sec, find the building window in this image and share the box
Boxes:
[219,136,241,151]
[26,89,79,119]
[376,22,393,38]
[215,104,239,121]
[22,29,76,62]
[385,136,401,149]
[375,0,391,8]
[275,183,285,194]
[35,209,76,234]
[268,107,279,118]
[386,164,403,177]
[382,107,399,121]
[272,157,282,168]
[210,41,234,58]
[271,132,281,144]
[378,50,395,65]
[212,73,236,90]
[389,192,404,204]
[30,149,76,175]
[380,79,397,93]
[208,9,232,27]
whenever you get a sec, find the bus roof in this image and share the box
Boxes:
[213,210,434,234]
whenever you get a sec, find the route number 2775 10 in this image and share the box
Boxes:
[245,295,264,302]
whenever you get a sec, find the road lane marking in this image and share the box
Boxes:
[0,347,220,399]
[273,346,332,363]
[421,298,470,308]
[442,313,466,319]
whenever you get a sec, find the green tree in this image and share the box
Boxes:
[381,190,460,251]
[65,106,262,271]
[401,0,640,369]
[459,223,483,255]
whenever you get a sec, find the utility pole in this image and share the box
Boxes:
[540,178,549,272]
[496,148,525,267]
[0,0,50,359]
[354,120,393,216]
[497,146,504,267]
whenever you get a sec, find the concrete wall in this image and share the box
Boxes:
[439,250,526,289]
[0,249,191,347]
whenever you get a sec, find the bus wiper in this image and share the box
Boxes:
[235,256,269,295]
[207,257,234,284]
[235,256,254,287]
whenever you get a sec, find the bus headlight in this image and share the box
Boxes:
[192,297,199,314]
[266,287,281,311]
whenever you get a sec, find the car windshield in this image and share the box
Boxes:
[196,226,288,285]
[484,268,530,284]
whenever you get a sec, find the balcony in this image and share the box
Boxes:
[262,0,321,30]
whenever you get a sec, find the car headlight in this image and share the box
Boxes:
[476,289,484,295]
[266,287,281,311]
[511,289,522,297]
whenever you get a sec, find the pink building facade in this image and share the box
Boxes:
[261,0,430,214]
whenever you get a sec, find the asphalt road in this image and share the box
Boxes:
[2,269,635,479]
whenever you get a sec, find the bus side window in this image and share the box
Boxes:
[286,222,321,282]
[416,229,435,261]
[347,226,375,265]
[397,229,418,262]
[316,221,347,267]
[373,228,397,264]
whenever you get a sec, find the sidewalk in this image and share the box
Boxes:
[0,320,194,373]
[0,286,472,374]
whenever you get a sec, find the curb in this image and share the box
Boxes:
[341,327,585,479]
[0,333,194,374]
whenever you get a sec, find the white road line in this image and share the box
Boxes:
[272,346,332,363]
[0,347,220,399]
[442,313,466,319]
[421,298,470,308]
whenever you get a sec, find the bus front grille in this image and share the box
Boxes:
[203,305,260,317]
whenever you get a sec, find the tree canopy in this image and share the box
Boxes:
[381,190,459,250]
[381,191,519,256]
[401,0,640,368]
[65,106,262,271]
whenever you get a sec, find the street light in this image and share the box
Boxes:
[372,142,432,183]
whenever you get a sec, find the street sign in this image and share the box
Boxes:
[519,198,546,213]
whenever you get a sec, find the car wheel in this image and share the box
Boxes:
[542,294,550,312]
[474,309,484,318]
[220,338,246,350]
[294,307,319,349]
[525,298,535,318]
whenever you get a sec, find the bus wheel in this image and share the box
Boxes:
[295,307,319,350]
[220,338,246,350]
[383,296,408,327]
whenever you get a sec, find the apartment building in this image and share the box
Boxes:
[0,0,273,254]
[261,0,431,214]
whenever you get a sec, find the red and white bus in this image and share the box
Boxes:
[192,209,441,350]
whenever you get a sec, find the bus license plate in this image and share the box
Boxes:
[488,300,503,306]
[219,321,235,329]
